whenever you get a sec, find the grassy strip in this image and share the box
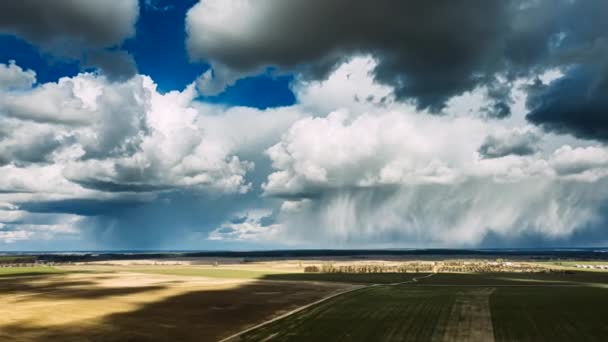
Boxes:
[265,272,430,284]
[127,268,432,284]
[0,266,68,278]
[127,267,285,279]
[0,255,36,263]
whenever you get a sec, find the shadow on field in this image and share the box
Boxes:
[0,275,341,342]
[261,272,430,284]
[0,274,168,301]
[5,272,606,342]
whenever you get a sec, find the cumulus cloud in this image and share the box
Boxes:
[84,50,138,82]
[186,0,608,115]
[0,61,305,247]
[2,54,608,248]
[478,128,541,159]
[263,109,485,196]
[550,145,608,182]
[0,1,138,49]
[0,61,36,90]
[0,220,80,244]
[527,66,608,142]
[252,57,608,247]
[0,229,33,243]
[186,0,508,105]
[0,0,139,79]
[0,204,82,244]
[0,67,291,244]
[208,209,280,242]
[0,69,294,197]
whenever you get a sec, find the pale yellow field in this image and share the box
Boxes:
[0,265,348,342]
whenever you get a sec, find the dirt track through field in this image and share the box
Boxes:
[220,273,436,342]
[432,288,495,342]
[0,272,348,342]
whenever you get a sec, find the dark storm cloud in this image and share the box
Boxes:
[0,1,138,49]
[522,0,608,141]
[188,0,608,116]
[19,198,146,217]
[0,0,139,79]
[188,0,514,110]
[77,191,278,250]
[68,179,170,193]
[527,67,608,142]
[84,50,138,82]
[480,218,608,248]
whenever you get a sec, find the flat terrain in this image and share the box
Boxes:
[0,266,349,342]
[1,262,607,342]
[0,266,68,278]
[238,272,608,342]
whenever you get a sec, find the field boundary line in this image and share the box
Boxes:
[217,285,367,342]
[217,273,435,342]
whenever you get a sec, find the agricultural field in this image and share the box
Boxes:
[0,265,350,342]
[0,266,68,278]
[1,261,607,341]
[237,271,608,342]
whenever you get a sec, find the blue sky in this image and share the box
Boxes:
[0,0,295,109]
[0,0,607,251]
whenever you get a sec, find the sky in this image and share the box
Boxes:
[0,0,607,251]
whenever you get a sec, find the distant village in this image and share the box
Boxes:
[3,255,608,274]
[306,260,562,273]
[573,264,608,270]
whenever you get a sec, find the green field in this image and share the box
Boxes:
[128,268,431,283]
[415,271,608,286]
[238,272,608,342]
[127,267,286,279]
[491,286,608,341]
[265,272,430,284]
[2,264,607,341]
[0,266,67,278]
[0,256,36,263]
[239,285,456,341]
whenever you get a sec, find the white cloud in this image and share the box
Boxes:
[293,56,394,114]
[0,210,81,244]
[0,61,36,90]
[208,209,280,241]
[256,56,608,247]
[263,108,489,195]
[0,230,33,243]
[0,63,302,208]
[550,145,608,182]
[2,56,608,248]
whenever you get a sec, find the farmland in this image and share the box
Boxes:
[0,258,607,341]
[0,266,68,278]
[0,265,349,341]
[238,271,608,342]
